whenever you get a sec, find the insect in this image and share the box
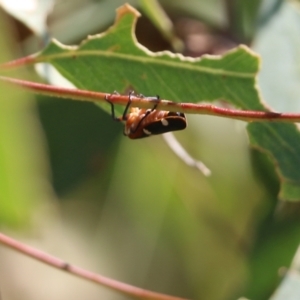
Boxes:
[105,92,187,139]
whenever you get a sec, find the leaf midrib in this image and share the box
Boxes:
[37,50,255,78]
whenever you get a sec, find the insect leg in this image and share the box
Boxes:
[105,91,134,122]
[121,91,134,120]
[131,95,160,133]
[105,94,121,121]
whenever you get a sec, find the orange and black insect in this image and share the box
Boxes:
[105,92,187,139]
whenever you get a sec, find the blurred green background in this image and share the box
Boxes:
[1,1,300,300]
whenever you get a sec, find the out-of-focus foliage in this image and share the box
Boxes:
[0,0,54,36]
[0,1,300,300]
[0,9,51,228]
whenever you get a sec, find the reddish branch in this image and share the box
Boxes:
[0,232,188,300]
[1,76,300,123]
[0,54,37,69]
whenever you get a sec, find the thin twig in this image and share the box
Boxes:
[0,54,37,69]
[162,133,211,176]
[0,232,188,300]
[1,76,300,123]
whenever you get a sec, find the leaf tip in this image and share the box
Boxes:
[238,44,262,70]
[116,4,141,21]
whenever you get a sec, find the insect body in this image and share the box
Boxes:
[106,92,187,139]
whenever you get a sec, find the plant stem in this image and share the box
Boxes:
[0,232,188,300]
[1,75,300,123]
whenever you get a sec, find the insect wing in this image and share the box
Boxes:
[144,113,187,135]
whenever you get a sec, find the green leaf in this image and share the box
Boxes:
[248,122,300,201]
[35,4,300,201]
[225,0,263,43]
[0,10,50,227]
[245,216,300,299]
[36,5,262,111]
